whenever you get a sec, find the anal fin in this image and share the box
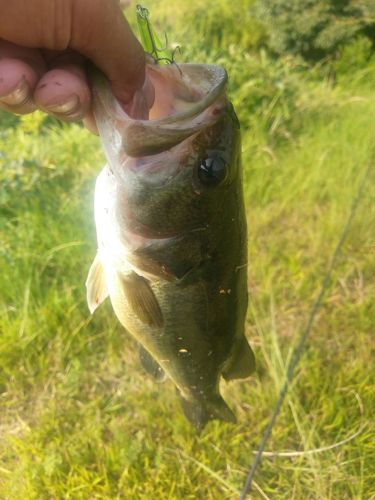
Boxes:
[139,345,166,383]
[222,336,255,381]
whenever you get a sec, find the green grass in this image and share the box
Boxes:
[1,2,375,498]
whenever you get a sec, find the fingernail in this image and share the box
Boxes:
[45,95,80,116]
[0,77,30,106]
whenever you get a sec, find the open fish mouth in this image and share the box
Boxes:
[92,63,229,158]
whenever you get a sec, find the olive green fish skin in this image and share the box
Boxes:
[88,64,255,429]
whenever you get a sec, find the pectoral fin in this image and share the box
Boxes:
[86,254,109,313]
[120,272,163,328]
[139,345,166,382]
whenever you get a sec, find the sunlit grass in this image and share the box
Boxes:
[0,2,374,498]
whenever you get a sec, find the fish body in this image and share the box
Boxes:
[87,63,255,429]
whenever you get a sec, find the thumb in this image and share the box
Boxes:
[70,0,145,103]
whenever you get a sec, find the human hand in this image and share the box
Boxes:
[0,0,146,130]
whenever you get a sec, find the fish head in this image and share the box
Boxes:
[92,63,242,240]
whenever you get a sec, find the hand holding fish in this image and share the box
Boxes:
[0,0,145,129]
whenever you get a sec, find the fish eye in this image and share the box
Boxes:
[198,154,227,186]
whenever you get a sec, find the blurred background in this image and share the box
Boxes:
[0,1,374,498]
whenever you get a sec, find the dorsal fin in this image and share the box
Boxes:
[86,254,109,314]
[120,271,163,328]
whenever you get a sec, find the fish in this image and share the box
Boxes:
[86,62,255,430]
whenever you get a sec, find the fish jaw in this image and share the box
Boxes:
[92,63,228,158]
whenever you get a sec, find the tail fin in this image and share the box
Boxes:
[179,394,236,431]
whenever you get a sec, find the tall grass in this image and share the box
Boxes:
[0,1,374,498]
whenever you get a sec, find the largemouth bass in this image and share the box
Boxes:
[86,63,255,430]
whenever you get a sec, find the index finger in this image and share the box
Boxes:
[69,0,145,104]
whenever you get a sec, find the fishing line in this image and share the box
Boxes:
[240,160,372,499]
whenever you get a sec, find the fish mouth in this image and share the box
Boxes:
[92,64,228,158]
[145,64,227,124]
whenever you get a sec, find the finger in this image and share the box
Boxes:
[43,49,98,132]
[0,41,46,114]
[0,1,146,105]
[70,0,145,104]
[34,57,90,121]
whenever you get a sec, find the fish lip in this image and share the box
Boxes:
[92,64,228,158]
[94,64,228,125]
[144,64,228,125]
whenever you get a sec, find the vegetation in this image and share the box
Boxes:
[0,1,374,498]
[254,0,375,60]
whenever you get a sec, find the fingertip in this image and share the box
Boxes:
[0,58,38,95]
[71,0,146,103]
[33,67,90,121]
[109,44,146,103]
[0,58,38,113]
